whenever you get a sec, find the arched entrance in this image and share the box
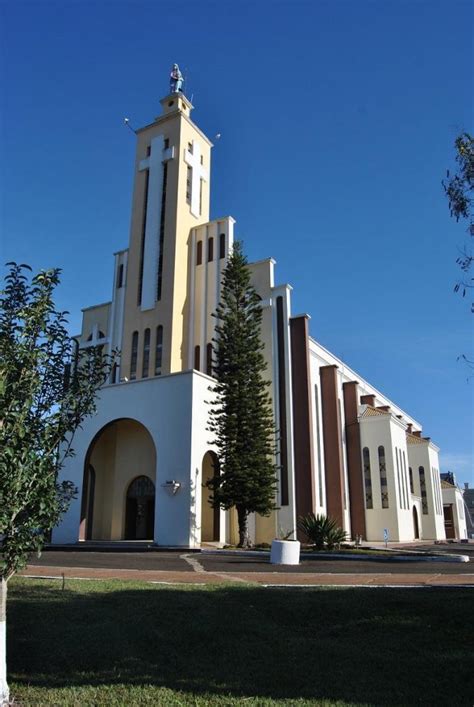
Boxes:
[125,476,155,540]
[412,506,420,539]
[201,451,220,542]
[79,418,156,541]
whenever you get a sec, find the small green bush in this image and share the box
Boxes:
[297,513,347,551]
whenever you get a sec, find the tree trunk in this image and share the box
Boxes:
[0,578,9,705]
[237,506,251,548]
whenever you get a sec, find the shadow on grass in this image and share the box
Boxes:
[8,580,474,705]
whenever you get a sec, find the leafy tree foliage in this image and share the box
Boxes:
[443,132,474,312]
[0,263,111,580]
[0,263,111,703]
[206,242,277,548]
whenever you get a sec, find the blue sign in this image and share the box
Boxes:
[383,528,389,542]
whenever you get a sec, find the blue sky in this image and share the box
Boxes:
[1,0,473,483]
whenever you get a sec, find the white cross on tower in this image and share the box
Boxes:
[184,140,208,218]
[137,135,175,311]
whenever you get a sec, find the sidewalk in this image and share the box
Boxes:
[20,563,474,587]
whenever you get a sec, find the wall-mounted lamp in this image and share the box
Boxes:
[162,480,181,495]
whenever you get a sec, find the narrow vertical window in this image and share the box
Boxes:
[363,447,373,509]
[419,466,428,514]
[314,384,324,507]
[194,345,200,371]
[196,240,203,265]
[116,263,124,289]
[130,331,139,380]
[206,343,213,376]
[156,163,168,301]
[378,446,389,508]
[432,468,441,515]
[186,165,192,204]
[138,171,150,305]
[400,449,407,509]
[219,233,226,259]
[395,447,402,509]
[402,451,409,509]
[142,328,150,378]
[409,467,414,494]
[199,179,203,215]
[155,326,163,375]
[208,237,214,262]
[164,138,169,149]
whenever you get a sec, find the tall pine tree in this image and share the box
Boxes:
[207,241,277,548]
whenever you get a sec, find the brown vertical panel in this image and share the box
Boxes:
[276,297,289,505]
[343,381,366,539]
[320,365,345,526]
[290,315,315,530]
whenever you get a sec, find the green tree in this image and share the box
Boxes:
[443,132,474,312]
[0,263,111,704]
[206,242,278,548]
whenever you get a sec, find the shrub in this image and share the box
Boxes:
[297,513,347,551]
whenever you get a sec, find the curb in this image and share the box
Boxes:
[200,549,470,563]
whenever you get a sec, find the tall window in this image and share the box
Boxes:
[378,446,389,508]
[156,163,168,301]
[419,466,428,514]
[395,447,403,509]
[432,467,441,515]
[206,343,213,376]
[130,331,139,380]
[208,237,214,262]
[155,326,163,375]
[194,345,200,371]
[400,449,407,509]
[186,166,192,204]
[219,233,226,259]
[142,328,150,378]
[409,466,414,494]
[314,384,324,507]
[116,263,124,289]
[138,171,150,305]
[402,451,409,508]
[196,240,203,265]
[363,447,373,509]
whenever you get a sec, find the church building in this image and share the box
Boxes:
[53,74,450,547]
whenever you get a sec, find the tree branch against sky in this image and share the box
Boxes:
[0,263,112,704]
[443,132,474,312]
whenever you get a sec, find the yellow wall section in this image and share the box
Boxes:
[89,419,156,540]
[81,303,111,342]
[121,95,212,379]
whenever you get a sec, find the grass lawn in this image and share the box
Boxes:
[7,577,474,706]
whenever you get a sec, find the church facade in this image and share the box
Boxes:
[53,86,449,547]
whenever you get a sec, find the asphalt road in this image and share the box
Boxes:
[27,549,474,575]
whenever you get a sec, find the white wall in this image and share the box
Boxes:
[53,370,215,547]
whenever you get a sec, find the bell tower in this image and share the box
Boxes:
[121,73,212,379]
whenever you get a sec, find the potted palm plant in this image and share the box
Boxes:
[297,513,347,551]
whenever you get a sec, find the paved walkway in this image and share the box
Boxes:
[20,563,474,587]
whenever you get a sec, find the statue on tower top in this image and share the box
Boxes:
[170,63,184,94]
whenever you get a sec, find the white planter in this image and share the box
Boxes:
[270,539,301,565]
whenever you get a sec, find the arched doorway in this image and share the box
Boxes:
[79,418,156,541]
[125,476,155,540]
[201,451,220,542]
[412,506,420,539]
